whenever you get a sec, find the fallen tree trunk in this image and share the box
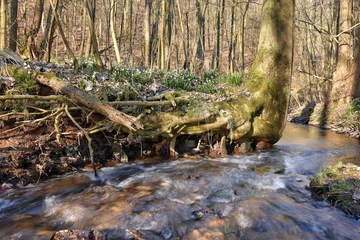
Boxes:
[34,72,143,131]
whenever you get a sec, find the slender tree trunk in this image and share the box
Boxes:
[79,1,87,60]
[41,3,57,62]
[144,0,152,67]
[9,0,18,51]
[192,0,206,75]
[158,0,168,70]
[110,0,121,64]
[101,0,110,67]
[85,0,95,58]
[45,5,57,63]
[51,0,79,70]
[239,1,250,73]
[85,0,104,70]
[176,0,188,68]
[128,0,134,66]
[166,0,174,71]
[0,0,6,50]
[22,0,44,59]
[215,0,225,71]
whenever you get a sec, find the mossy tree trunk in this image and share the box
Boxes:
[137,0,294,152]
[243,0,294,147]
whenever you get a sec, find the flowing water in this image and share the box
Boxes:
[1,123,360,240]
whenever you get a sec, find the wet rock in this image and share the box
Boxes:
[50,229,107,240]
[206,189,236,203]
[192,208,217,220]
[112,144,128,163]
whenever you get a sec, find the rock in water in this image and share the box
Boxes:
[50,229,107,240]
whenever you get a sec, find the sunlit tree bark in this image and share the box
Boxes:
[40,3,57,62]
[245,0,295,146]
[331,0,360,103]
[158,0,169,70]
[110,0,121,64]
[0,0,6,50]
[144,0,153,67]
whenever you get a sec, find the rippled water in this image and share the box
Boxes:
[1,123,360,239]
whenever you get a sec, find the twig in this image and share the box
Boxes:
[64,104,98,177]
[54,105,65,143]
[0,94,67,101]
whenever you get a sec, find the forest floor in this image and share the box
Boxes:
[0,61,359,190]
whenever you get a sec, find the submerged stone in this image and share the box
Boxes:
[50,229,107,240]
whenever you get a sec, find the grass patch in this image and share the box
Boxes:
[309,161,360,219]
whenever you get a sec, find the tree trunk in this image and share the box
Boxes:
[192,0,206,75]
[158,0,168,70]
[85,0,104,71]
[244,0,294,147]
[144,0,152,67]
[51,0,79,70]
[176,0,188,68]
[0,0,7,50]
[9,0,18,51]
[215,0,225,71]
[331,0,360,103]
[22,0,44,60]
[42,2,58,62]
[229,1,236,73]
[239,1,250,73]
[110,0,121,64]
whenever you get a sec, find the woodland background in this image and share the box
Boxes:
[0,0,360,133]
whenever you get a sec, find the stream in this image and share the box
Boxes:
[1,123,360,239]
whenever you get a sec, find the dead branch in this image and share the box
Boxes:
[34,71,143,131]
[64,104,97,177]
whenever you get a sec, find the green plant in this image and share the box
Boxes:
[337,98,360,130]
[10,69,40,94]
[79,58,99,74]
[218,72,244,86]
[164,70,201,91]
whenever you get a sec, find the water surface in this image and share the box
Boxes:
[1,123,360,239]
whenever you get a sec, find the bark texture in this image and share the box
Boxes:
[244,0,294,146]
[34,72,143,131]
[331,0,360,103]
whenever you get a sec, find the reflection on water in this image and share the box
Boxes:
[0,123,360,239]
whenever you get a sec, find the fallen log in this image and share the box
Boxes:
[34,72,143,131]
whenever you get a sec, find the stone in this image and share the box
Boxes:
[50,229,107,240]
